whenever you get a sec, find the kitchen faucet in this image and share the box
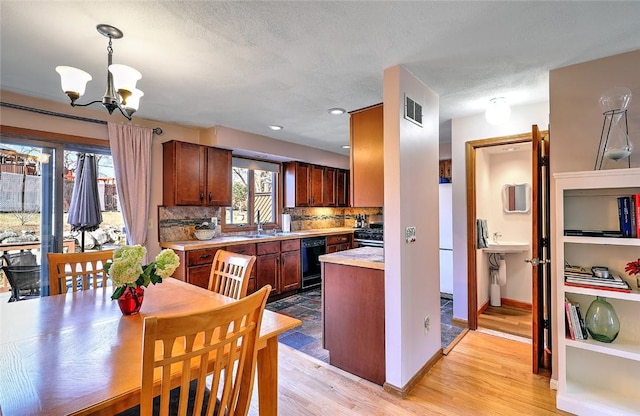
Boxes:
[257,210,263,235]
[493,232,502,243]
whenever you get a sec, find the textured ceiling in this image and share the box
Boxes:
[2,1,640,155]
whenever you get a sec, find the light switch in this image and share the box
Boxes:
[405,226,416,243]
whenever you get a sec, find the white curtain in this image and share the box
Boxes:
[108,122,153,248]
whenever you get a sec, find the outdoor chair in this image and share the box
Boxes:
[47,250,114,295]
[208,249,256,300]
[1,251,40,302]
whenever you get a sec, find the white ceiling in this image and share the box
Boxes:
[2,2,640,156]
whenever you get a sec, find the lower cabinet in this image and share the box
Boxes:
[225,243,258,295]
[326,234,353,253]
[183,247,221,289]
[255,239,301,297]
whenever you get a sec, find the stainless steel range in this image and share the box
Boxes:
[353,223,383,248]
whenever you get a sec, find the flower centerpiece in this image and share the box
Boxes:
[105,245,180,315]
[625,258,640,289]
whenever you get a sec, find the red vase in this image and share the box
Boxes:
[117,286,145,315]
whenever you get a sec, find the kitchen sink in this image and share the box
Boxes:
[243,234,271,239]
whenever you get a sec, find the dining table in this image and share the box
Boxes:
[0,278,301,415]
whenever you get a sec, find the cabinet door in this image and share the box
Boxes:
[323,167,337,207]
[205,147,232,206]
[350,104,383,207]
[295,163,311,207]
[337,169,349,207]
[310,165,324,206]
[187,264,212,289]
[257,253,279,295]
[163,141,206,206]
[280,250,301,292]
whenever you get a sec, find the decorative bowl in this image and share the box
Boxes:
[194,229,215,240]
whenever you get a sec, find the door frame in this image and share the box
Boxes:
[465,132,534,330]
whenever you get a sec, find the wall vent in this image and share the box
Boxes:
[404,95,423,127]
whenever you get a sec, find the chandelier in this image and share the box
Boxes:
[55,24,143,120]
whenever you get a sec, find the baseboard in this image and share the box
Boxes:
[478,300,489,315]
[383,349,443,398]
[451,317,467,328]
[501,298,532,310]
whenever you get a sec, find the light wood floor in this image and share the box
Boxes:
[478,305,532,339]
[250,331,569,415]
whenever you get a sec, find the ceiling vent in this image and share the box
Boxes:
[404,95,423,127]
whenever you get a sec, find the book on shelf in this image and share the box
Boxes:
[564,298,588,340]
[563,229,624,238]
[564,299,575,340]
[617,196,632,237]
[631,194,640,237]
[631,197,638,238]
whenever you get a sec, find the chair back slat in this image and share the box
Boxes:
[47,250,114,295]
[208,249,256,300]
[139,285,270,416]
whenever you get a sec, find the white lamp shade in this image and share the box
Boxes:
[55,66,92,96]
[108,64,141,93]
[485,97,511,125]
[125,88,144,111]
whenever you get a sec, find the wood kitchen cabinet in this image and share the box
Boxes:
[172,247,221,289]
[284,162,348,207]
[336,169,349,207]
[350,104,383,207]
[225,243,257,295]
[255,239,301,297]
[163,140,232,206]
[326,234,352,253]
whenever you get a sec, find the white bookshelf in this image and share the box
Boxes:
[555,168,640,416]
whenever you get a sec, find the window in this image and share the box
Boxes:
[225,158,279,230]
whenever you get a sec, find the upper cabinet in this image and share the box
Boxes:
[163,140,232,206]
[350,104,383,207]
[284,162,349,208]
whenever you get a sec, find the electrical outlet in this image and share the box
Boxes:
[424,315,430,333]
[405,226,416,243]
[211,217,218,227]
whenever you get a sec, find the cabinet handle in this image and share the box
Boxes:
[199,254,212,259]
[208,192,212,203]
[199,192,204,201]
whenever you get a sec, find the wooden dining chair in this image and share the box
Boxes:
[137,284,270,416]
[47,250,114,295]
[208,249,256,300]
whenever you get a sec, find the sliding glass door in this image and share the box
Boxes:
[1,138,124,298]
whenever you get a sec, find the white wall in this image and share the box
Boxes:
[383,65,440,388]
[451,101,549,321]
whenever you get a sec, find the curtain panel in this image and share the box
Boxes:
[107,123,153,252]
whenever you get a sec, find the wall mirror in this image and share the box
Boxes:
[502,183,530,213]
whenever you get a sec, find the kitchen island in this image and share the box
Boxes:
[319,247,385,385]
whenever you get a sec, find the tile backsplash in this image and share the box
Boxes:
[159,206,382,242]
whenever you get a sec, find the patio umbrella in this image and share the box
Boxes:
[67,153,102,252]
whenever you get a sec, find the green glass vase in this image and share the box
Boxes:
[585,296,620,343]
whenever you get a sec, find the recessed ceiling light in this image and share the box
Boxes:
[268,125,283,131]
[505,147,517,152]
[341,145,350,149]
[328,108,346,115]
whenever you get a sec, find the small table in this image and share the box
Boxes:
[0,278,300,415]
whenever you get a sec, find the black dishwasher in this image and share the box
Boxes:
[301,237,326,289]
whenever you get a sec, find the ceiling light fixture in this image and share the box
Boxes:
[341,145,350,149]
[328,108,346,115]
[485,97,511,125]
[268,125,283,131]
[55,24,143,121]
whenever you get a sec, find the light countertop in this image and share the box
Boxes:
[161,227,356,251]
[319,247,384,270]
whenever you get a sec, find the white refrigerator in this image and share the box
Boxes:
[439,183,453,295]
